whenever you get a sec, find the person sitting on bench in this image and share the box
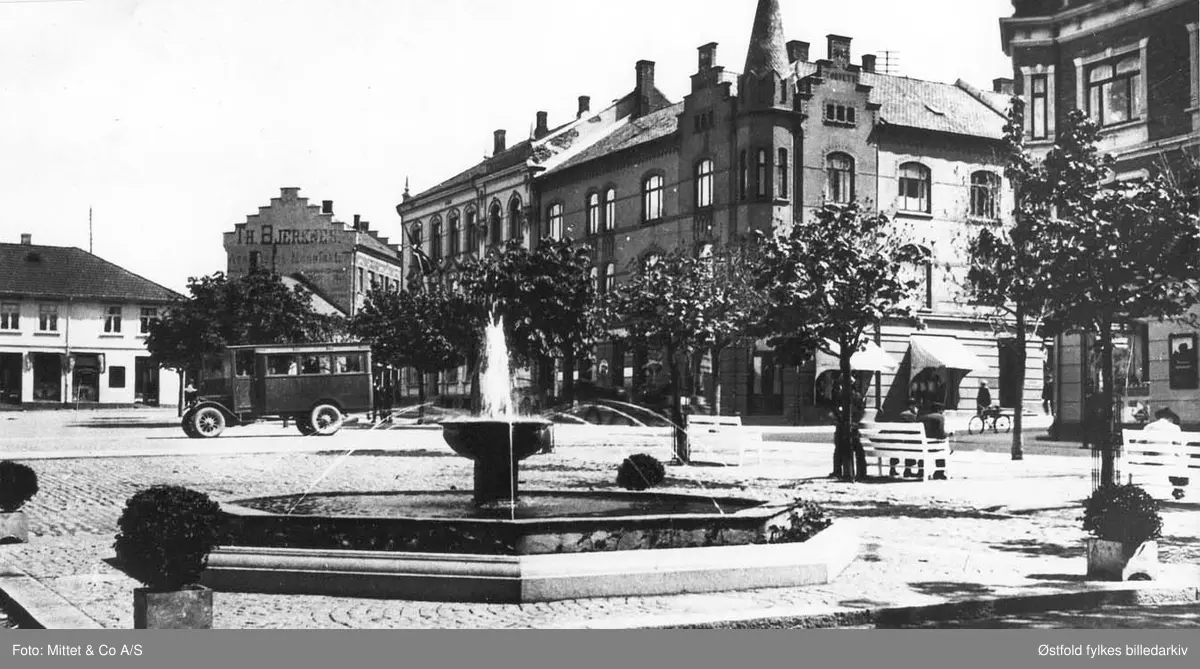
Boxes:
[916,402,949,480]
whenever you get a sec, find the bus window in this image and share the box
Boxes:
[235,351,255,378]
[300,354,330,375]
[334,354,364,374]
[267,355,298,376]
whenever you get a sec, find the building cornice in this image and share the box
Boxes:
[1001,0,1192,54]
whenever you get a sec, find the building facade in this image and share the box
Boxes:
[224,187,404,317]
[1001,0,1200,433]
[0,235,183,407]
[398,0,1044,424]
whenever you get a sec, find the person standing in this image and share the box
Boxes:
[976,380,993,414]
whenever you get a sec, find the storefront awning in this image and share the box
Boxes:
[814,339,898,376]
[909,335,985,372]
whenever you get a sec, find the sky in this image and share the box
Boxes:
[0,0,1016,294]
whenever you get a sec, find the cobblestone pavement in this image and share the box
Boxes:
[0,410,1196,629]
[877,603,1200,628]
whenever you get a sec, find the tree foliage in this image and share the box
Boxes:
[145,267,346,372]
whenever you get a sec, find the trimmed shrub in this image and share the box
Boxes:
[0,461,39,513]
[767,499,832,544]
[114,485,222,590]
[616,453,666,491]
[1082,483,1163,546]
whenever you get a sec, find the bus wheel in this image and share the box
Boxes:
[181,411,200,438]
[296,417,318,436]
[192,406,226,438]
[310,404,343,436]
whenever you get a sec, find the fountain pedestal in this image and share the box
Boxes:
[440,419,552,506]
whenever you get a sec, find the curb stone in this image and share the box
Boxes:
[0,559,104,630]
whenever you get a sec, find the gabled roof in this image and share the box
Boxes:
[0,243,182,303]
[543,102,685,176]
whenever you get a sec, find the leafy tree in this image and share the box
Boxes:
[756,204,925,480]
[1021,110,1200,485]
[146,267,345,374]
[349,284,482,416]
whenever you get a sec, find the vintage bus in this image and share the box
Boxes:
[182,342,373,438]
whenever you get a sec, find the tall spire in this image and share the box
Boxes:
[742,0,790,77]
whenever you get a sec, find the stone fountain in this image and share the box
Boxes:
[202,315,856,603]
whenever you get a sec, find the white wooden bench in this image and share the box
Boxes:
[859,422,950,481]
[1122,430,1198,500]
[685,414,764,466]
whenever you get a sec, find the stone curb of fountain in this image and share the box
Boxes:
[554,584,1200,630]
[0,557,103,629]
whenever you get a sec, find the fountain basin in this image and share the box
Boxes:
[201,491,858,602]
[439,418,552,506]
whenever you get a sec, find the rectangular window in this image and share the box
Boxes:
[139,307,158,334]
[235,351,255,378]
[1030,74,1048,139]
[369,271,377,289]
[108,366,126,388]
[249,250,261,269]
[104,306,122,333]
[0,303,18,330]
[695,160,714,208]
[39,304,58,332]
[1087,53,1141,127]
[548,204,564,238]
[777,148,789,199]
[334,353,364,374]
[357,267,365,293]
[261,225,273,245]
[299,354,331,375]
[266,355,298,376]
[755,150,770,199]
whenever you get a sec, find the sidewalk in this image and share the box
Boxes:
[0,439,1196,629]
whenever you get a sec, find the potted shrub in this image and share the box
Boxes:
[113,485,222,629]
[616,453,666,491]
[0,461,39,543]
[1082,483,1163,581]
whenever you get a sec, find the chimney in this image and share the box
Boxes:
[353,214,362,231]
[20,233,31,245]
[861,54,876,73]
[493,129,507,155]
[534,111,549,140]
[634,60,655,118]
[577,95,591,118]
[827,34,852,63]
[786,40,809,63]
[698,42,718,71]
[992,77,1014,95]
[321,200,334,215]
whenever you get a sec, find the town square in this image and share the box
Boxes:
[1,0,1198,636]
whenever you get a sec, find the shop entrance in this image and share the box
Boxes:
[0,353,22,405]
[72,354,101,402]
[32,353,62,402]
[135,357,160,405]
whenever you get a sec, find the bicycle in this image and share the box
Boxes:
[967,407,1011,435]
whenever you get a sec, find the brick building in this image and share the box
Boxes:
[1001,0,1200,433]
[399,0,1043,424]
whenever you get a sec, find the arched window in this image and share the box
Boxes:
[587,192,601,235]
[739,151,748,200]
[430,216,443,262]
[755,149,770,199]
[642,174,663,223]
[489,202,503,246]
[695,159,714,208]
[603,187,616,232]
[898,162,931,213]
[410,224,425,273]
[899,244,933,310]
[969,171,1001,219]
[547,203,563,240]
[604,262,615,294]
[589,265,599,293]
[777,148,789,199]
[465,208,477,254]
[448,211,461,256]
[826,153,855,204]
[508,196,523,242]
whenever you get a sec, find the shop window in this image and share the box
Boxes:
[108,366,126,388]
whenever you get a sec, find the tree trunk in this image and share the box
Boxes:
[708,345,723,416]
[667,342,689,463]
[416,369,427,421]
[562,350,576,407]
[1011,306,1026,460]
[1098,321,1117,487]
[536,354,552,410]
[833,349,856,480]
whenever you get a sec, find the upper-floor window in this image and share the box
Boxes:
[465,208,478,254]
[642,175,663,223]
[248,250,261,270]
[104,305,122,333]
[39,304,58,332]
[777,148,789,200]
[589,266,599,293]
[430,217,443,262]
[139,307,158,334]
[604,263,615,294]
[357,267,365,293]
[586,192,601,235]
[0,303,18,331]
[898,162,931,213]
[603,188,616,232]
[1030,74,1049,139]
[696,159,714,208]
[826,153,855,204]
[1087,53,1141,127]
[508,196,523,242]
[547,203,564,239]
[755,149,771,199]
[824,103,856,126]
[489,203,503,246]
[448,211,461,256]
[369,270,378,290]
[739,151,748,201]
[970,171,1001,220]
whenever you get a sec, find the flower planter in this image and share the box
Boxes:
[0,511,29,543]
[133,585,213,629]
[1086,538,1158,581]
